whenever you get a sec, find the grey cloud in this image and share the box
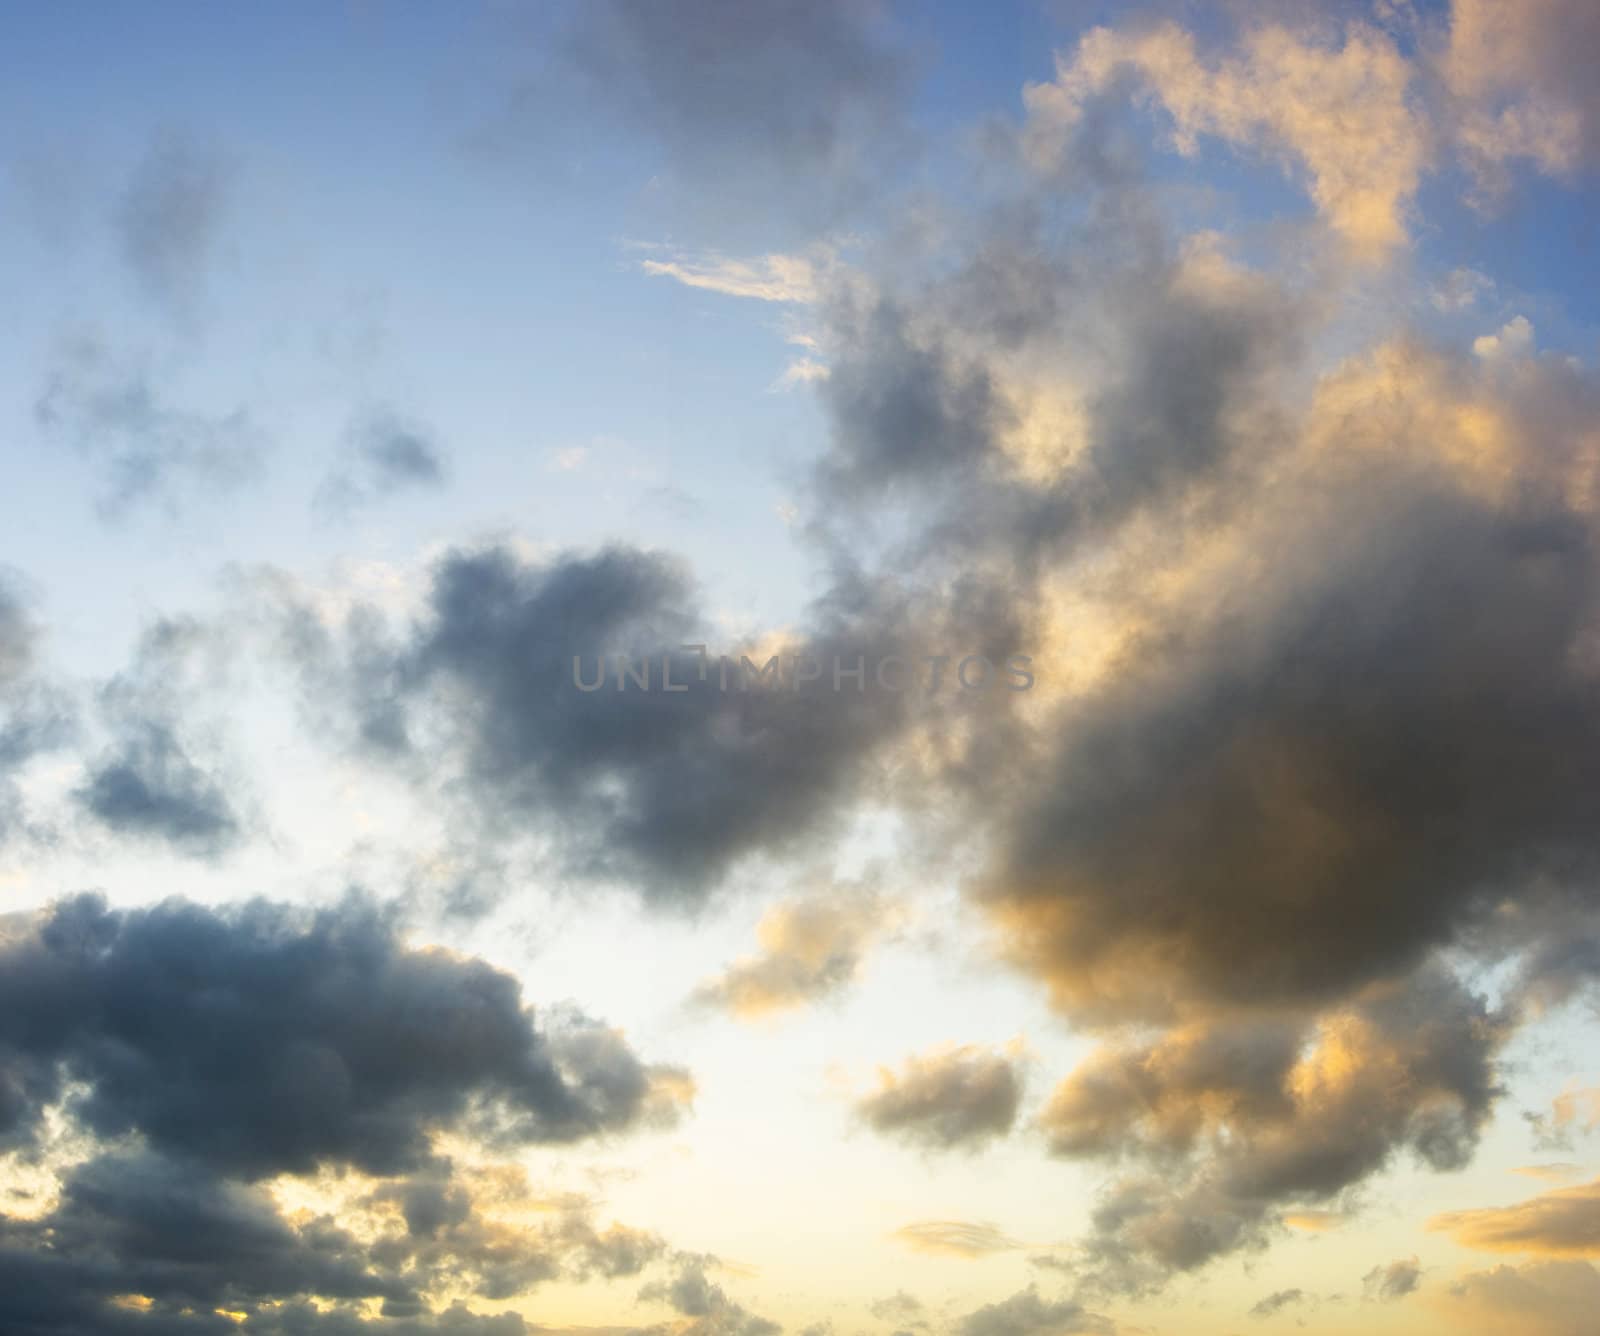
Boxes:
[1248,1287,1304,1318]
[1038,966,1507,1294]
[0,1150,665,1333]
[0,573,77,848]
[0,576,36,689]
[1444,0,1600,194]
[319,409,448,513]
[35,335,265,518]
[264,542,947,904]
[985,460,1600,1022]
[856,1044,1023,1152]
[116,132,229,311]
[554,0,914,237]
[868,1292,927,1329]
[74,719,239,853]
[637,1256,781,1336]
[0,892,688,1173]
[72,615,246,857]
[1363,1257,1422,1301]
[0,892,690,1332]
[819,297,1010,503]
[954,1287,1112,1336]
[1439,1259,1600,1336]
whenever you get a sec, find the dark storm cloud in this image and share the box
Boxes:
[0,1149,414,1310]
[0,893,690,1332]
[855,1044,1023,1152]
[35,334,265,518]
[0,892,688,1171]
[116,132,229,311]
[263,542,957,903]
[553,0,914,234]
[318,408,448,513]
[984,468,1600,1021]
[0,1151,665,1333]
[953,1287,1112,1336]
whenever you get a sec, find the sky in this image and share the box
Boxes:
[3,1,1600,1334]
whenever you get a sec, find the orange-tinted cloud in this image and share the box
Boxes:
[1430,1178,1600,1256]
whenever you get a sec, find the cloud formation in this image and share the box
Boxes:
[1443,0,1600,197]
[35,335,264,518]
[318,408,448,513]
[691,886,896,1019]
[1364,1257,1422,1301]
[889,1221,1023,1259]
[1025,19,1427,256]
[557,0,913,231]
[1431,1179,1600,1257]
[953,1287,1111,1336]
[0,892,689,1331]
[856,1044,1023,1153]
[1248,1287,1304,1319]
[115,132,230,311]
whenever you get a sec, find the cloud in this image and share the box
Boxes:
[318,409,448,513]
[261,542,944,903]
[856,1044,1023,1152]
[72,615,245,857]
[115,132,230,311]
[0,892,688,1172]
[74,719,239,854]
[1430,1178,1600,1257]
[1025,18,1428,256]
[1363,1257,1422,1300]
[1031,964,1508,1291]
[868,1292,927,1328]
[0,577,36,690]
[1526,1089,1600,1152]
[0,892,690,1331]
[1516,1165,1587,1185]
[981,334,1600,1026]
[1437,1260,1600,1336]
[953,1287,1112,1336]
[1442,0,1600,198]
[555,0,913,232]
[1431,266,1495,312]
[889,1221,1023,1259]
[0,573,77,849]
[34,334,265,518]
[0,1152,671,1332]
[1248,1287,1304,1318]
[637,1256,780,1336]
[1474,315,1535,360]
[690,885,896,1019]
[639,248,825,304]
